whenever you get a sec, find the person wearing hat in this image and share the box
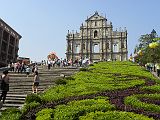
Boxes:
[0,70,9,104]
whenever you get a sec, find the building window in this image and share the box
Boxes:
[95,21,97,26]
[106,42,109,49]
[121,41,125,48]
[75,44,80,53]
[113,43,118,52]
[83,43,85,50]
[93,44,99,53]
[94,30,98,38]
[3,30,9,41]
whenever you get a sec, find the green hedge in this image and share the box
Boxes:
[22,101,41,114]
[36,97,115,120]
[124,94,160,113]
[55,79,67,85]
[142,84,160,92]
[53,97,115,120]
[36,108,54,120]
[25,93,42,104]
[79,111,154,120]
[41,61,150,102]
[0,108,21,120]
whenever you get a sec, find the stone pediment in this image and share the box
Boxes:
[86,11,106,21]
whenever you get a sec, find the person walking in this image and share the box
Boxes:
[26,66,31,77]
[32,71,40,94]
[0,70,9,104]
[48,60,51,70]
[155,63,160,77]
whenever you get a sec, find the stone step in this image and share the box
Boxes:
[0,67,78,112]
[9,83,54,87]
[4,99,25,104]
[2,103,23,108]
[9,77,58,81]
[8,91,32,94]
[9,84,53,89]
[6,94,27,97]
[6,96,26,100]
[9,89,45,93]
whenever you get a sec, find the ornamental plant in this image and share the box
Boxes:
[79,111,154,120]
[124,94,160,113]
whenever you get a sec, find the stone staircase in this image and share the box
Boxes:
[0,66,79,111]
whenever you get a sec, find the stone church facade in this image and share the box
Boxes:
[66,12,128,62]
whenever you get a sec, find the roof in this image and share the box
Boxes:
[0,18,22,39]
[85,11,106,21]
[151,29,156,34]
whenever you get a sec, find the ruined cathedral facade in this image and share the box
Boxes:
[66,12,128,62]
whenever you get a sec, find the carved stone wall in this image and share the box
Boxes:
[66,12,128,62]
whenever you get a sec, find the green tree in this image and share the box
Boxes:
[134,29,160,65]
[138,43,160,65]
[138,29,157,51]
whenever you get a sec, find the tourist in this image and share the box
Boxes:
[21,62,26,73]
[79,58,82,67]
[14,62,18,73]
[0,70,9,104]
[26,66,31,77]
[48,60,51,70]
[32,65,35,73]
[32,71,40,94]
[74,59,78,67]
[155,63,160,77]
[34,64,38,72]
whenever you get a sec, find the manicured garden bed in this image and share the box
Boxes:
[1,61,160,120]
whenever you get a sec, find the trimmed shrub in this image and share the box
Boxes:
[55,79,67,85]
[53,97,115,120]
[142,84,160,92]
[36,108,54,120]
[25,93,42,104]
[22,101,40,114]
[79,68,88,71]
[88,64,94,66]
[125,94,160,113]
[0,108,21,120]
[79,111,154,120]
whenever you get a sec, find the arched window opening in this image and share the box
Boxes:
[95,21,97,26]
[93,44,99,53]
[113,44,118,52]
[75,44,80,53]
[83,43,85,50]
[106,42,109,49]
[121,41,125,48]
[94,30,98,38]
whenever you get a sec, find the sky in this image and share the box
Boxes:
[0,0,160,62]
